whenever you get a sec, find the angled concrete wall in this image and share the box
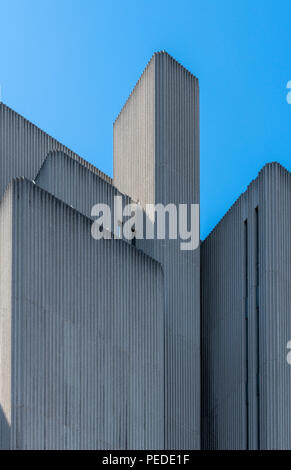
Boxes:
[114,51,200,450]
[35,150,131,231]
[0,178,164,450]
[0,103,111,202]
[202,163,291,450]
[114,56,155,212]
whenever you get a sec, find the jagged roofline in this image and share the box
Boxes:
[5,176,162,266]
[113,50,199,124]
[203,161,290,242]
[0,102,112,184]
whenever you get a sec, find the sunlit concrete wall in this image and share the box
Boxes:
[114,51,200,450]
[0,178,164,450]
[35,150,131,237]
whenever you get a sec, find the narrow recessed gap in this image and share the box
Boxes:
[255,206,260,449]
[244,219,249,450]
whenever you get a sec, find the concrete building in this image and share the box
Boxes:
[114,51,200,450]
[202,162,291,450]
[2,51,289,451]
[0,177,165,450]
[0,52,200,450]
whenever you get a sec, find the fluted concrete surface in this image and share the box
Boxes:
[114,51,200,450]
[0,103,111,203]
[0,178,164,450]
[202,162,291,450]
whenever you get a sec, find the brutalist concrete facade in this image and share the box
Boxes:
[202,163,291,450]
[114,52,200,450]
[3,51,290,452]
[35,150,132,234]
[0,178,164,450]
[0,52,200,450]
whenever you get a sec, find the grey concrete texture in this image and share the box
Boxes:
[2,51,291,452]
[114,51,200,450]
[202,162,291,450]
[0,183,12,450]
[35,149,132,237]
[0,178,165,450]
[0,103,111,203]
[0,52,201,450]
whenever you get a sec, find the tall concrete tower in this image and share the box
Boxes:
[114,51,200,449]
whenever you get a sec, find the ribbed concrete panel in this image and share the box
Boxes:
[114,56,155,214]
[259,163,291,449]
[114,51,200,450]
[202,162,291,450]
[0,103,111,202]
[0,178,164,450]
[0,186,12,449]
[201,192,247,450]
[35,150,131,226]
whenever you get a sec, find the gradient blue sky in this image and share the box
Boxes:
[1,0,291,238]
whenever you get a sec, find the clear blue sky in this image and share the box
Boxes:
[1,0,291,239]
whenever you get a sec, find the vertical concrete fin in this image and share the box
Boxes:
[0,184,13,449]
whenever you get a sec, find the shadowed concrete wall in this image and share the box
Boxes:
[0,178,164,450]
[0,103,111,202]
[202,162,291,450]
[114,51,200,450]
